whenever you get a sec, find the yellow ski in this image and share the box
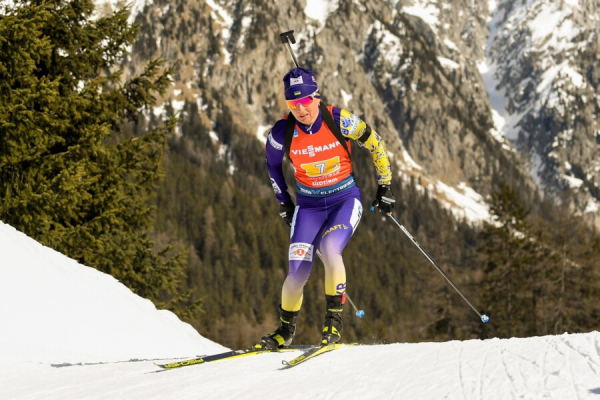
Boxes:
[282,343,353,368]
[157,344,311,369]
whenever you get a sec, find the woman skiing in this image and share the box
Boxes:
[262,67,395,348]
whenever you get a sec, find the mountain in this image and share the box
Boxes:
[1,220,599,400]
[98,0,598,227]
[484,0,600,228]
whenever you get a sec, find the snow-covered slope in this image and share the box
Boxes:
[0,221,226,365]
[1,220,599,399]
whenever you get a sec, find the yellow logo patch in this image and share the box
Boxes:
[322,224,349,238]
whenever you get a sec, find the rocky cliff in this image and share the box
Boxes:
[104,0,599,227]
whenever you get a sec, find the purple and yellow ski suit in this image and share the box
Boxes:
[266,105,392,311]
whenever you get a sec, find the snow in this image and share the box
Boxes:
[340,89,353,106]
[530,150,545,188]
[438,56,460,70]
[431,181,492,224]
[483,0,587,145]
[400,148,423,171]
[396,148,492,225]
[205,0,234,64]
[195,94,208,112]
[0,0,14,12]
[237,7,253,49]
[368,20,404,68]
[402,0,440,34]
[304,0,339,30]
[208,130,219,142]
[443,38,459,51]
[529,2,580,48]
[256,124,270,144]
[171,99,185,114]
[2,220,600,399]
[94,0,151,23]
[584,198,599,214]
[488,109,506,142]
[563,174,584,188]
[152,104,165,118]
[478,60,520,142]
[0,221,226,367]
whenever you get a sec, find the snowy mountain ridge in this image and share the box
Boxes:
[103,0,598,227]
[485,0,599,222]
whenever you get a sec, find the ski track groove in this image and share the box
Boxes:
[555,337,594,400]
[557,335,600,375]
[280,347,355,400]
[501,344,548,374]
[497,343,519,399]
[348,345,380,372]
[563,339,581,400]
[536,337,550,396]
[477,344,492,400]
[543,336,580,400]
[456,342,468,400]
[387,350,431,399]
[431,344,456,399]
[50,356,194,369]
[323,354,352,400]
[543,335,600,399]
[308,355,352,400]
[334,351,372,400]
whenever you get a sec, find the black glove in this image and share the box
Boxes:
[279,200,295,226]
[372,184,395,214]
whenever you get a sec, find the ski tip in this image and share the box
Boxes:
[481,314,490,323]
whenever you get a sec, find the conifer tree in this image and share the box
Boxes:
[540,209,599,334]
[478,184,600,339]
[479,183,536,337]
[0,0,190,313]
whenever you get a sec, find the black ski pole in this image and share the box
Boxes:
[315,248,365,318]
[385,213,489,323]
[280,30,300,68]
[345,291,365,318]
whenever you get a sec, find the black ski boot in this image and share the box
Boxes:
[321,294,344,345]
[261,306,299,349]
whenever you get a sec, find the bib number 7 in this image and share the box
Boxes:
[300,156,341,177]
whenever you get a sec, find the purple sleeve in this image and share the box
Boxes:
[332,106,341,125]
[265,120,292,203]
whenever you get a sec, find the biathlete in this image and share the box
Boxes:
[262,67,395,348]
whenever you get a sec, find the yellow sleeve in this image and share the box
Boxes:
[339,108,392,185]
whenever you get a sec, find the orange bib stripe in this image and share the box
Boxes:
[289,106,354,197]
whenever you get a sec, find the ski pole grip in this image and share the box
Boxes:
[279,30,296,44]
[280,30,300,68]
